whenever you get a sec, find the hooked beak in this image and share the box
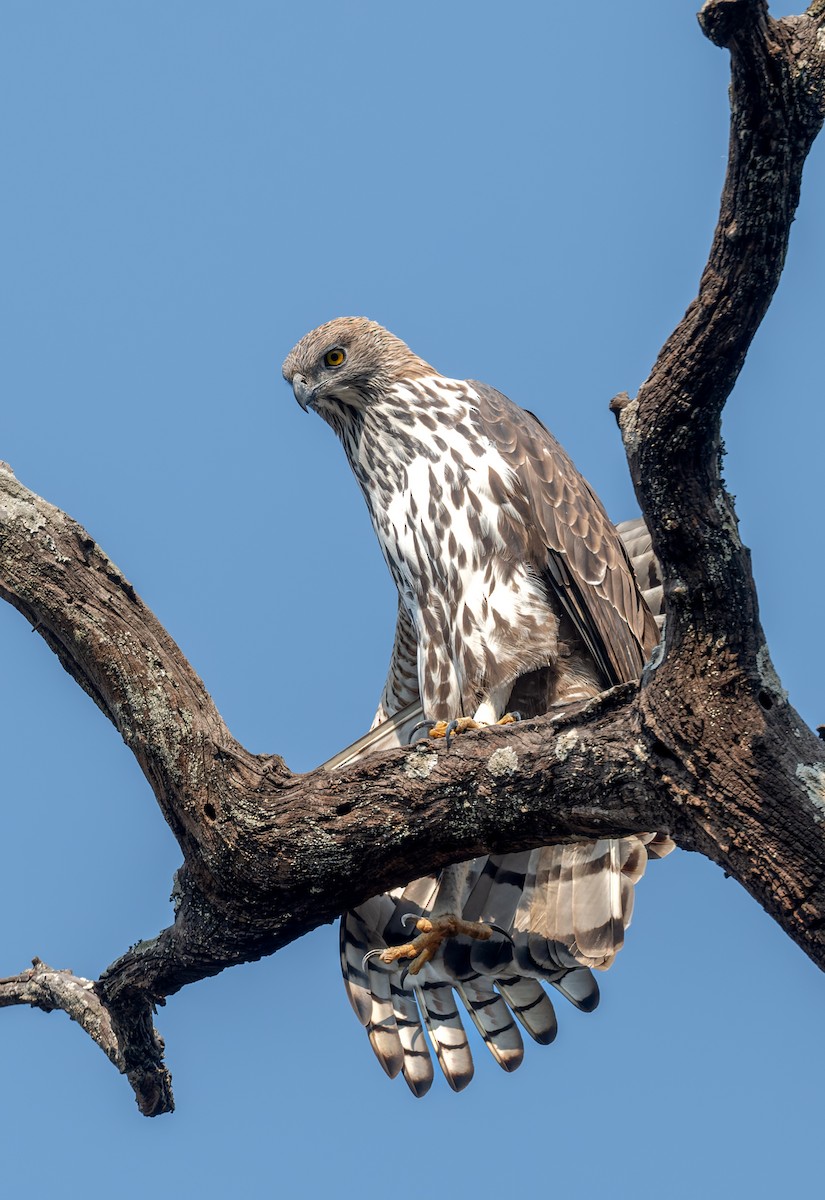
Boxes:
[291,373,314,412]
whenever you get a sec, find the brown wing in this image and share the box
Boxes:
[471,381,658,687]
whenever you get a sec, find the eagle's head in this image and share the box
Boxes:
[282,317,435,419]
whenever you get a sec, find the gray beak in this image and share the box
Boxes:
[292,374,313,412]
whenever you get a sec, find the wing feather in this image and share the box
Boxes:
[495,977,558,1045]
[455,981,524,1073]
[391,983,435,1097]
[415,982,475,1092]
[470,381,659,686]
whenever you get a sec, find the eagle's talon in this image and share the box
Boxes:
[366,917,512,980]
[427,717,482,746]
[488,923,515,945]
[410,719,437,743]
[362,948,387,970]
[427,714,520,747]
[378,914,494,976]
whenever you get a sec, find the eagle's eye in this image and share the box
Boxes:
[324,347,346,369]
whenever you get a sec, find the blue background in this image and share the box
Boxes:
[1,3,823,1197]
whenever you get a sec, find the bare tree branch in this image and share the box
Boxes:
[614,0,825,957]
[0,959,123,1068]
[2,1,825,1115]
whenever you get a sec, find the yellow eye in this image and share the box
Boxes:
[324,347,346,368]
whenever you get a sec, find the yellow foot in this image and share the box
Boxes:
[427,713,520,743]
[379,915,493,976]
[427,717,481,740]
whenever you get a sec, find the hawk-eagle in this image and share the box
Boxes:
[283,317,671,1095]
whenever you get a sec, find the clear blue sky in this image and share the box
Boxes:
[2,3,823,1197]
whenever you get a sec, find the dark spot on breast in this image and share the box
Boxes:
[488,467,509,504]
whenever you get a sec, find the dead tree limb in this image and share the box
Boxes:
[2,0,824,1115]
[0,959,122,1068]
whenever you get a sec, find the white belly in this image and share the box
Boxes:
[355,381,556,717]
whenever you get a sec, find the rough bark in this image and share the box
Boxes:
[2,0,825,1116]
